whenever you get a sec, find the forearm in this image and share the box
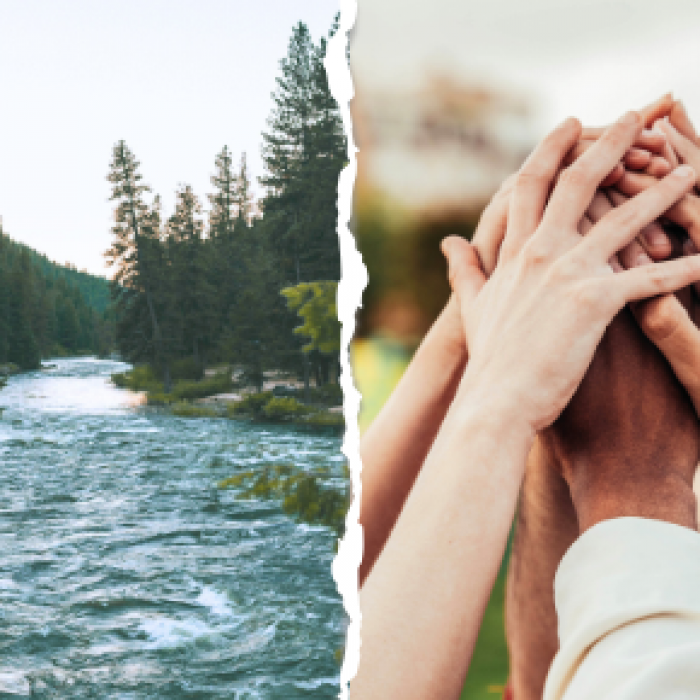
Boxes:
[359,295,466,583]
[506,437,579,700]
[354,388,533,699]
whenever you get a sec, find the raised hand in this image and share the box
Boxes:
[445,113,700,435]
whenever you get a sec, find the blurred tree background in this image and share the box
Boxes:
[351,80,534,697]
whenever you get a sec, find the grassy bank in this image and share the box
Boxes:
[111,365,344,431]
[226,390,344,430]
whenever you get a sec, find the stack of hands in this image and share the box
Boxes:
[353,95,700,700]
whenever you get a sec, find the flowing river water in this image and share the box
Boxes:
[0,358,346,698]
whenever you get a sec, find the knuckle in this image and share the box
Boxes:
[515,169,549,191]
[639,296,679,340]
[548,255,583,285]
[559,165,589,190]
[571,282,604,311]
[602,124,628,151]
[521,239,552,268]
[607,204,640,231]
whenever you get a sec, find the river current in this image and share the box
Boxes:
[0,358,346,698]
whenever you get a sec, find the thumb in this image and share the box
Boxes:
[441,236,486,309]
[633,294,700,414]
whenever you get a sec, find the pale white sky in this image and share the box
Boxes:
[352,0,700,140]
[0,0,338,276]
[5,1,700,278]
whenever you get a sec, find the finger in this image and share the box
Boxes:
[615,170,659,198]
[582,165,696,263]
[586,190,615,223]
[670,100,700,146]
[654,131,680,169]
[607,188,673,260]
[564,142,625,186]
[578,214,594,236]
[580,128,668,155]
[645,155,672,178]
[566,141,639,177]
[616,252,700,303]
[472,175,516,275]
[601,163,625,188]
[632,291,700,413]
[544,112,643,232]
[441,236,486,308]
[657,118,700,186]
[664,193,700,251]
[638,92,675,127]
[624,147,652,170]
[618,233,653,271]
[502,117,582,257]
[682,237,700,299]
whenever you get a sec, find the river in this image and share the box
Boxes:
[0,358,346,698]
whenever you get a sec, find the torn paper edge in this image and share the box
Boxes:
[325,1,364,698]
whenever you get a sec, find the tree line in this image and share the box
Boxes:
[108,19,344,392]
[0,225,114,369]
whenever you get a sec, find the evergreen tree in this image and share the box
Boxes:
[167,184,213,370]
[8,250,41,369]
[0,231,11,362]
[107,141,172,390]
[208,146,237,241]
[260,21,345,285]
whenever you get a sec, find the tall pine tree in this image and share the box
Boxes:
[106,142,172,390]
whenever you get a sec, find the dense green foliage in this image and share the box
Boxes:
[0,225,113,369]
[107,19,344,393]
[281,280,341,357]
[111,365,232,403]
[218,464,348,537]
[227,389,343,428]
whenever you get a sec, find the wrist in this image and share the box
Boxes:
[570,471,698,532]
[453,368,536,447]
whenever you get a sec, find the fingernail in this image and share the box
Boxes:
[674,165,696,179]
[643,228,668,247]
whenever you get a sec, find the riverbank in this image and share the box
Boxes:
[111,365,344,431]
[0,363,20,391]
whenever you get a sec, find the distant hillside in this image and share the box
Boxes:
[0,223,114,369]
[2,233,111,314]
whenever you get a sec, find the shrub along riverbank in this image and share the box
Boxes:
[218,463,348,537]
[111,365,344,430]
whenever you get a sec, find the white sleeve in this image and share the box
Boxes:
[543,517,700,700]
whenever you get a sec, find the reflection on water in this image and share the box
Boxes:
[0,358,344,698]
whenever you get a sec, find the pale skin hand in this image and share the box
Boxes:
[353,113,700,700]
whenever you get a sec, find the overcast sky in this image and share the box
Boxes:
[0,0,338,276]
[352,0,700,134]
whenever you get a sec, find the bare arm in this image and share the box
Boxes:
[359,176,514,584]
[359,297,466,584]
[506,440,579,700]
